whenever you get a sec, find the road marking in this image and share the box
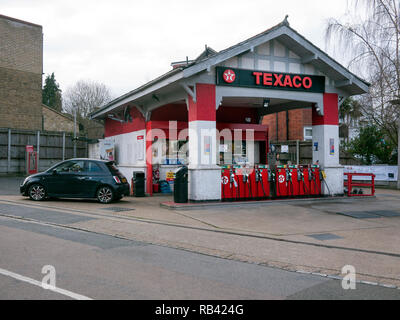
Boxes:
[0,267,92,300]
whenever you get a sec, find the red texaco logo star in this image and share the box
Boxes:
[223,69,236,83]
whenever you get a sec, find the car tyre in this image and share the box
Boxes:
[97,186,114,204]
[28,184,46,201]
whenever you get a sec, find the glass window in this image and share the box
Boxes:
[304,127,313,141]
[54,160,85,173]
[87,161,103,173]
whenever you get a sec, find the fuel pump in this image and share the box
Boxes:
[230,167,240,201]
[307,166,314,196]
[255,167,267,200]
[259,165,270,199]
[243,168,253,200]
[311,165,322,196]
[289,165,300,197]
[221,166,232,202]
[285,167,293,197]
[298,166,309,197]
[308,165,320,196]
[267,167,276,199]
[276,165,288,198]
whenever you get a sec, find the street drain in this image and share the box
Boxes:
[336,211,381,219]
[306,233,343,241]
[101,207,135,212]
[371,210,400,217]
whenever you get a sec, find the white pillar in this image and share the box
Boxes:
[312,93,343,196]
[187,84,221,202]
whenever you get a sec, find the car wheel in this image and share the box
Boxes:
[28,184,46,201]
[97,186,114,204]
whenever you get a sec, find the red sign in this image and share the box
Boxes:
[137,135,144,140]
[216,67,325,93]
[252,72,312,89]
[223,69,236,83]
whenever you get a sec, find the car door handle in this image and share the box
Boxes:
[77,177,88,180]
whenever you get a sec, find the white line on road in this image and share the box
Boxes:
[0,267,93,300]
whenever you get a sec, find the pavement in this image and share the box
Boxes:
[3,213,399,300]
[1,176,400,295]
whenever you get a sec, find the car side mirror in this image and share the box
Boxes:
[52,169,58,175]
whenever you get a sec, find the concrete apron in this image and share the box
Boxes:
[161,194,375,210]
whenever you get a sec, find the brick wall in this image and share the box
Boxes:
[262,108,312,141]
[0,15,43,131]
[42,105,75,133]
[0,15,42,74]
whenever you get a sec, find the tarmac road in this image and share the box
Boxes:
[0,202,399,300]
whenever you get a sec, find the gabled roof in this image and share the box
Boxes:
[91,17,369,120]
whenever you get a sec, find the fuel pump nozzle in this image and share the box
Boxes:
[286,167,293,196]
[230,169,238,188]
[319,169,332,196]
[243,169,252,199]
[300,167,309,196]
[256,168,267,199]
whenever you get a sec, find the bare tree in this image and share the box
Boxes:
[63,80,113,119]
[326,0,400,147]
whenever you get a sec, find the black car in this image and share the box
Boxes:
[20,159,130,203]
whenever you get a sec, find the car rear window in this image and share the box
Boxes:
[106,162,122,175]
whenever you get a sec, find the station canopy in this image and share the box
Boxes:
[90,17,369,121]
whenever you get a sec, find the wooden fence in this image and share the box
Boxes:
[0,128,88,174]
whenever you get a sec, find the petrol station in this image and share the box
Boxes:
[90,18,369,202]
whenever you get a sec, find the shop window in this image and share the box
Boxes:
[233,141,247,164]
[304,127,313,141]
[159,139,188,165]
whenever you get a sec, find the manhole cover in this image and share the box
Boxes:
[306,233,343,241]
[101,207,135,212]
[370,210,400,217]
[336,211,381,219]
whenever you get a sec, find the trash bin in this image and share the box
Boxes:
[132,171,145,197]
[174,166,188,203]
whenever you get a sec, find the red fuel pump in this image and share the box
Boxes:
[236,167,246,201]
[231,166,241,201]
[249,167,257,200]
[242,167,254,200]
[221,165,233,201]
[297,165,309,197]
[309,165,322,196]
[287,165,298,197]
[221,164,322,202]
[276,165,288,198]
[259,165,270,200]
[254,166,268,200]
[268,166,277,199]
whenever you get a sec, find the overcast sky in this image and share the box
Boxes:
[2,0,351,99]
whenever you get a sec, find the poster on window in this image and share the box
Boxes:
[100,140,115,161]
